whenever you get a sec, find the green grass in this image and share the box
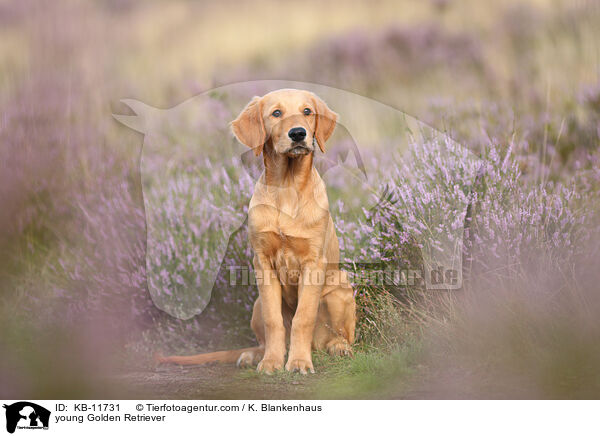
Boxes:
[314,342,421,399]
[234,340,421,399]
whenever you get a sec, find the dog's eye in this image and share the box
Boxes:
[303,108,312,115]
[272,109,282,118]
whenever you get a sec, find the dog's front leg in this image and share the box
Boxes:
[285,261,324,374]
[254,256,286,374]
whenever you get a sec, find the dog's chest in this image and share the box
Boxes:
[271,231,309,305]
[248,176,329,301]
[250,229,309,306]
[255,229,311,269]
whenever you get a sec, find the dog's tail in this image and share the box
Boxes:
[155,346,262,366]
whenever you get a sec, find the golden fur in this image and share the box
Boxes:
[158,89,356,374]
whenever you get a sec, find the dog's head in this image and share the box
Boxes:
[231,89,338,157]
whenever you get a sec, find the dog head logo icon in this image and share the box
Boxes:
[3,402,50,434]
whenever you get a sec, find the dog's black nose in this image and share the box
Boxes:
[288,127,307,142]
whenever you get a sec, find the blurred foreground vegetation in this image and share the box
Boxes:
[1,0,599,399]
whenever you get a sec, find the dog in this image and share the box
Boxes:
[158,89,356,374]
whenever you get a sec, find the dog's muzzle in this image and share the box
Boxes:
[286,142,311,156]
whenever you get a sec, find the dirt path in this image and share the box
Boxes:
[95,361,558,400]
[111,364,323,400]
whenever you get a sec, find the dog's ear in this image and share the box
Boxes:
[312,95,338,153]
[231,96,266,156]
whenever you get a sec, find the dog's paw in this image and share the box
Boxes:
[285,358,315,374]
[256,357,283,374]
[236,351,253,368]
[327,340,353,357]
[237,350,261,368]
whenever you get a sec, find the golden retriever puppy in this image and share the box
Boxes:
[158,89,356,374]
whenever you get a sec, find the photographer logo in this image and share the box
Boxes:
[3,402,50,434]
